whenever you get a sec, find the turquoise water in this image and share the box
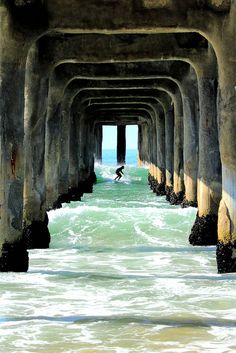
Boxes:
[1,151,236,352]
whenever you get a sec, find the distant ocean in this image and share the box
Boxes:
[101,149,138,166]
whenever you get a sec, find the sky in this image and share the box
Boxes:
[102,125,138,150]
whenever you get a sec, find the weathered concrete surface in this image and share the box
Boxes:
[0,6,30,270]
[215,4,236,273]
[189,51,221,246]
[181,66,199,208]
[23,43,50,249]
[94,124,103,163]
[0,0,236,273]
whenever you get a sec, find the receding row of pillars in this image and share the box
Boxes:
[1,2,236,275]
[94,125,127,165]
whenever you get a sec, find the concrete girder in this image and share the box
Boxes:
[38,33,209,69]
[39,0,228,42]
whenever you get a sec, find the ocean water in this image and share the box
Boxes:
[1,150,236,352]
[100,149,138,166]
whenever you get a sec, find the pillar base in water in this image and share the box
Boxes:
[155,182,166,196]
[68,187,82,201]
[23,220,51,249]
[53,193,71,209]
[165,186,173,203]
[0,241,29,272]
[78,172,97,195]
[148,176,157,193]
[53,188,83,209]
[189,213,217,246]
[148,175,166,196]
[181,198,198,208]
[52,173,97,210]
[148,174,154,186]
[78,181,93,194]
[169,190,185,205]
[217,241,236,273]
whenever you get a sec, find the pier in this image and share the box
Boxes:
[0,0,235,272]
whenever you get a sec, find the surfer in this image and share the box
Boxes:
[114,166,124,181]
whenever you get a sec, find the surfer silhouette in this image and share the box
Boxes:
[114,166,124,181]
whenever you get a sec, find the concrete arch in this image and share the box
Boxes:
[0,2,235,272]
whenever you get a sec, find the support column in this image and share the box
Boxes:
[59,97,83,203]
[169,91,184,205]
[69,109,79,189]
[155,107,166,195]
[189,53,221,246]
[164,104,174,202]
[117,125,126,165]
[137,124,143,166]
[0,6,29,271]
[148,111,158,192]
[138,123,149,166]
[58,97,70,197]
[77,114,96,194]
[216,8,236,272]
[23,44,50,249]
[57,92,77,205]
[181,68,199,208]
[94,124,103,163]
[45,78,64,209]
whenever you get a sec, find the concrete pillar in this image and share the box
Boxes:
[69,110,79,188]
[94,124,103,163]
[67,107,82,202]
[137,124,143,165]
[164,104,174,201]
[148,110,158,192]
[181,68,199,208]
[216,7,236,272]
[50,93,78,207]
[0,6,29,270]
[189,53,221,246]
[78,116,90,183]
[138,123,149,165]
[23,44,50,249]
[88,121,97,177]
[117,125,126,165]
[58,100,70,197]
[169,91,184,205]
[45,79,64,209]
[155,108,166,195]
[77,115,96,194]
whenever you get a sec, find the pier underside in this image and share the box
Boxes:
[0,0,236,272]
